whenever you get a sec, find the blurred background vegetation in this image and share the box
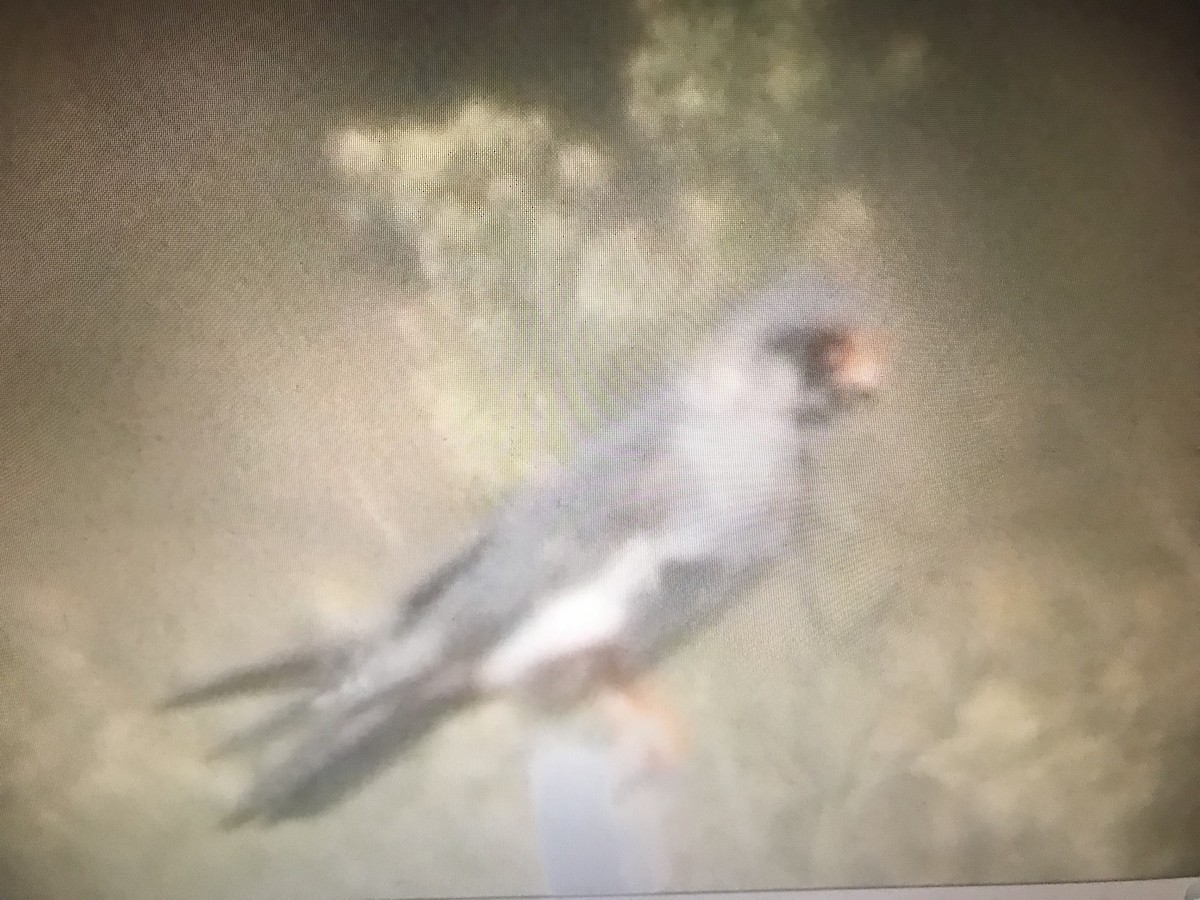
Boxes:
[320,0,920,487]
[2,1,1198,897]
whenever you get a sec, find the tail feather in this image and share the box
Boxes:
[223,676,472,826]
[205,695,317,759]
[163,536,491,825]
[158,643,349,709]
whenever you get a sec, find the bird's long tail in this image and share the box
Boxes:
[157,642,349,709]
[162,637,475,826]
[160,538,493,824]
[221,667,474,826]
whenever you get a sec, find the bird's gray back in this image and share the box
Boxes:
[409,268,868,665]
[412,377,688,660]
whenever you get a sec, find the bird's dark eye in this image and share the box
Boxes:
[770,327,881,396]
[810,330,854,380]
[769,327,846,386]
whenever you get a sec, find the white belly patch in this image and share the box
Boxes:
[476,537,661,691]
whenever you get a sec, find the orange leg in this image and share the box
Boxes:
[599,678,687,777]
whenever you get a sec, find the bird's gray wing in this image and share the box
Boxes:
[158,643,346,709]
[157,530,491,712]
[166,380,689,824]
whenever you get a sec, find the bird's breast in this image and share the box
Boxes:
[473,535,665,693]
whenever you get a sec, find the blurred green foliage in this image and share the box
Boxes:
[329,0,921,482]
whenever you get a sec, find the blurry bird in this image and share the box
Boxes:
[160,268,885,826]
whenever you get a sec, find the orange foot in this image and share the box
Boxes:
[599,678,687,783]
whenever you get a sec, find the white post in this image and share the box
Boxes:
[529,731,674,895]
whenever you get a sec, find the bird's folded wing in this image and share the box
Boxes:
[157,643,347,709]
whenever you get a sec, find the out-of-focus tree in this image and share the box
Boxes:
[328,0,923,481]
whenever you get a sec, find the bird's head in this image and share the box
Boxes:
[698,269,885,424]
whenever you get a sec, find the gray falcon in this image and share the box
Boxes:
[161,267,884,825]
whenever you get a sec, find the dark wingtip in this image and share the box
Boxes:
[219,796,278,830]
[156,645,337,711]
[218,783,297,829]
[219,804,258,830]
[215,689,472,828]
[156,684,222,711]
[156,682,225,711]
